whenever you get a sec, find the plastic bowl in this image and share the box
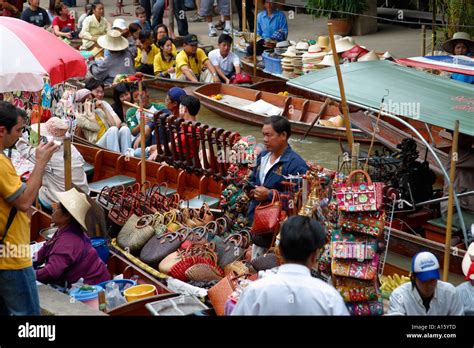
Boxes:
[124,284,157,302]
[96,279,137,293]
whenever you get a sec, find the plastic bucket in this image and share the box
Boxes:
[124,284,157,303]
[96,279,137,293]
[69,285,104,310]
[90,237,109,263]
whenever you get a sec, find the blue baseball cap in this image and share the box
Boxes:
[167,87,187,103]
[411,252,440,282]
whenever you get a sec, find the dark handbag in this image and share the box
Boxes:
[139,228,188,267]
[251,190,282,235]
[216,233,249,269]
[250,253,280,271]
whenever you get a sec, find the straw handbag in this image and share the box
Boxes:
[117,214,156,254]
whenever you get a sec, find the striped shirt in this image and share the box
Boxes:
[456,281,474,315]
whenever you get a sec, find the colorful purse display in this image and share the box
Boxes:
[346,298,384,316]
[330,229,378,261]
[339,211,386,238]
[334,170,384,212]
[331,254,379,280]
[333,276,379,302]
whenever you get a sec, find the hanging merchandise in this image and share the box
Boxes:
[42,81,53,109]
[330,229,378,261]
[339,210,386,238]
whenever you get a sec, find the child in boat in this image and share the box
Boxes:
[52,2,76,39]
[208,33,241,84]
[134,5,151,31]
[135,30,160,75]
[35,188,111,289]
[175,34,220,83]
[75,89,132,154]
[16,117,89,212]
[79,1,110,53]
[153,36,176,78]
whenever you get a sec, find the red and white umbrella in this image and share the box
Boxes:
[0,17,87,92]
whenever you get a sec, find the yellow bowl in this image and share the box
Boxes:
[123,284,157,302]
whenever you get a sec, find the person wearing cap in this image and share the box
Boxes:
[35,188,111,288]
[89,29,135,85]
[442,32,474,84]
[232,216,349,315]
[16,117,89,211]
[176,34,220,83]
[75,89,132,154]
[456,241,474,315]
[256,0,288,42]
[388,251,464,315]
[0,102,59,315]
[112,18,137,58]
[153,36,176,78]
[208,34,241,84]
[79,1,110,52]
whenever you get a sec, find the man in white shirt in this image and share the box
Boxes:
[232,215,349,315]
[208,34,241,84]
[388,251,464,315]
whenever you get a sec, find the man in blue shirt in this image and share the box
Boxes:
[256,0,288,41]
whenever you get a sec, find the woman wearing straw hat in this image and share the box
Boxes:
[442,32,474,84]
[456,241,474,315]
[35,188,111,288]
[16,117,89,212]
[89,29,135,85]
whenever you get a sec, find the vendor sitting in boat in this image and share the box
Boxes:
[208,34,241,84]
[442,32,474,84]
[153,36,176,78]
[89,29,136,85]
[79,1,110,53]
[175,34,220,83]
[257,0,288,42]
[247,116,308,254]
[135,30,160,75]
[35,188,111,288]
[16,117,89,212]
[75,88,132,154]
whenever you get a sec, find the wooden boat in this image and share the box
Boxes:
[30,208,178,316]
[193,83,373,143]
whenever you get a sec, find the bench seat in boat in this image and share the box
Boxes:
[89,175,136,193]
[179,194,220,209]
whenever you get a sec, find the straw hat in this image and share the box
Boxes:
[31,117,69,139]
[281,46,302,57]
[462,242,474,280]
[316,54,336,66]
[344,36,355,45]
[317,36,330,51]
[55,188,91,231]
[442,32,474,54]
[276,40,290,48]
[97,29,129,51]
[295,41,309,51]
[330,37,356,53]
[358,50,380,62]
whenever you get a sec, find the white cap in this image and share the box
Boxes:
[112,18,127,30]
[411,252,440,282]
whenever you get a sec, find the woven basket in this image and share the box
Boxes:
[223,260,249,276]
[117,214,156,254]
[185,263,224,282]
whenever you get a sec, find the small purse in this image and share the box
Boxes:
[330,229,378,261]
[339,211,386,238]
[117,214,156,254]
[251,190,282,235]
[333,276,379,302]
[331,254,379,280]
[334,170,384,212]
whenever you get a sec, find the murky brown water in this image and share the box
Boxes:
[147,89,378,171]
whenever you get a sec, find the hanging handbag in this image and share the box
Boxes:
[339,211,386,238]
[333,276,379,303]
[334,170,384,212]
[139,228,188,266]
[330,229,378,261]
[251,190,282,235]
[116,214,156,254]
[331,254,379,281]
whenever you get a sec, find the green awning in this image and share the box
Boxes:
[288,60,474,136]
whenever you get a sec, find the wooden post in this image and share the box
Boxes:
[328,23,354,150]
[431,1,436,56]
[421,24,426,56]
[242,0,246,33]
[138,79,146,189]
[442,120,459,281]
[252,0,257,76]
[351,142,359,172]
[63,137,72,190]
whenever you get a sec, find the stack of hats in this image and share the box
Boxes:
[357,50,380,62]
[280,46,304,78]
[302,44,328,73]
[274,40,290,55]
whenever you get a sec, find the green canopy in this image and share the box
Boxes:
[288,60,474,136]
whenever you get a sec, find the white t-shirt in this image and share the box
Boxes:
[259,152,280,185]
[208,49,240,77]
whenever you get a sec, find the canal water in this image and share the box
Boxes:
[147,89,376,171]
